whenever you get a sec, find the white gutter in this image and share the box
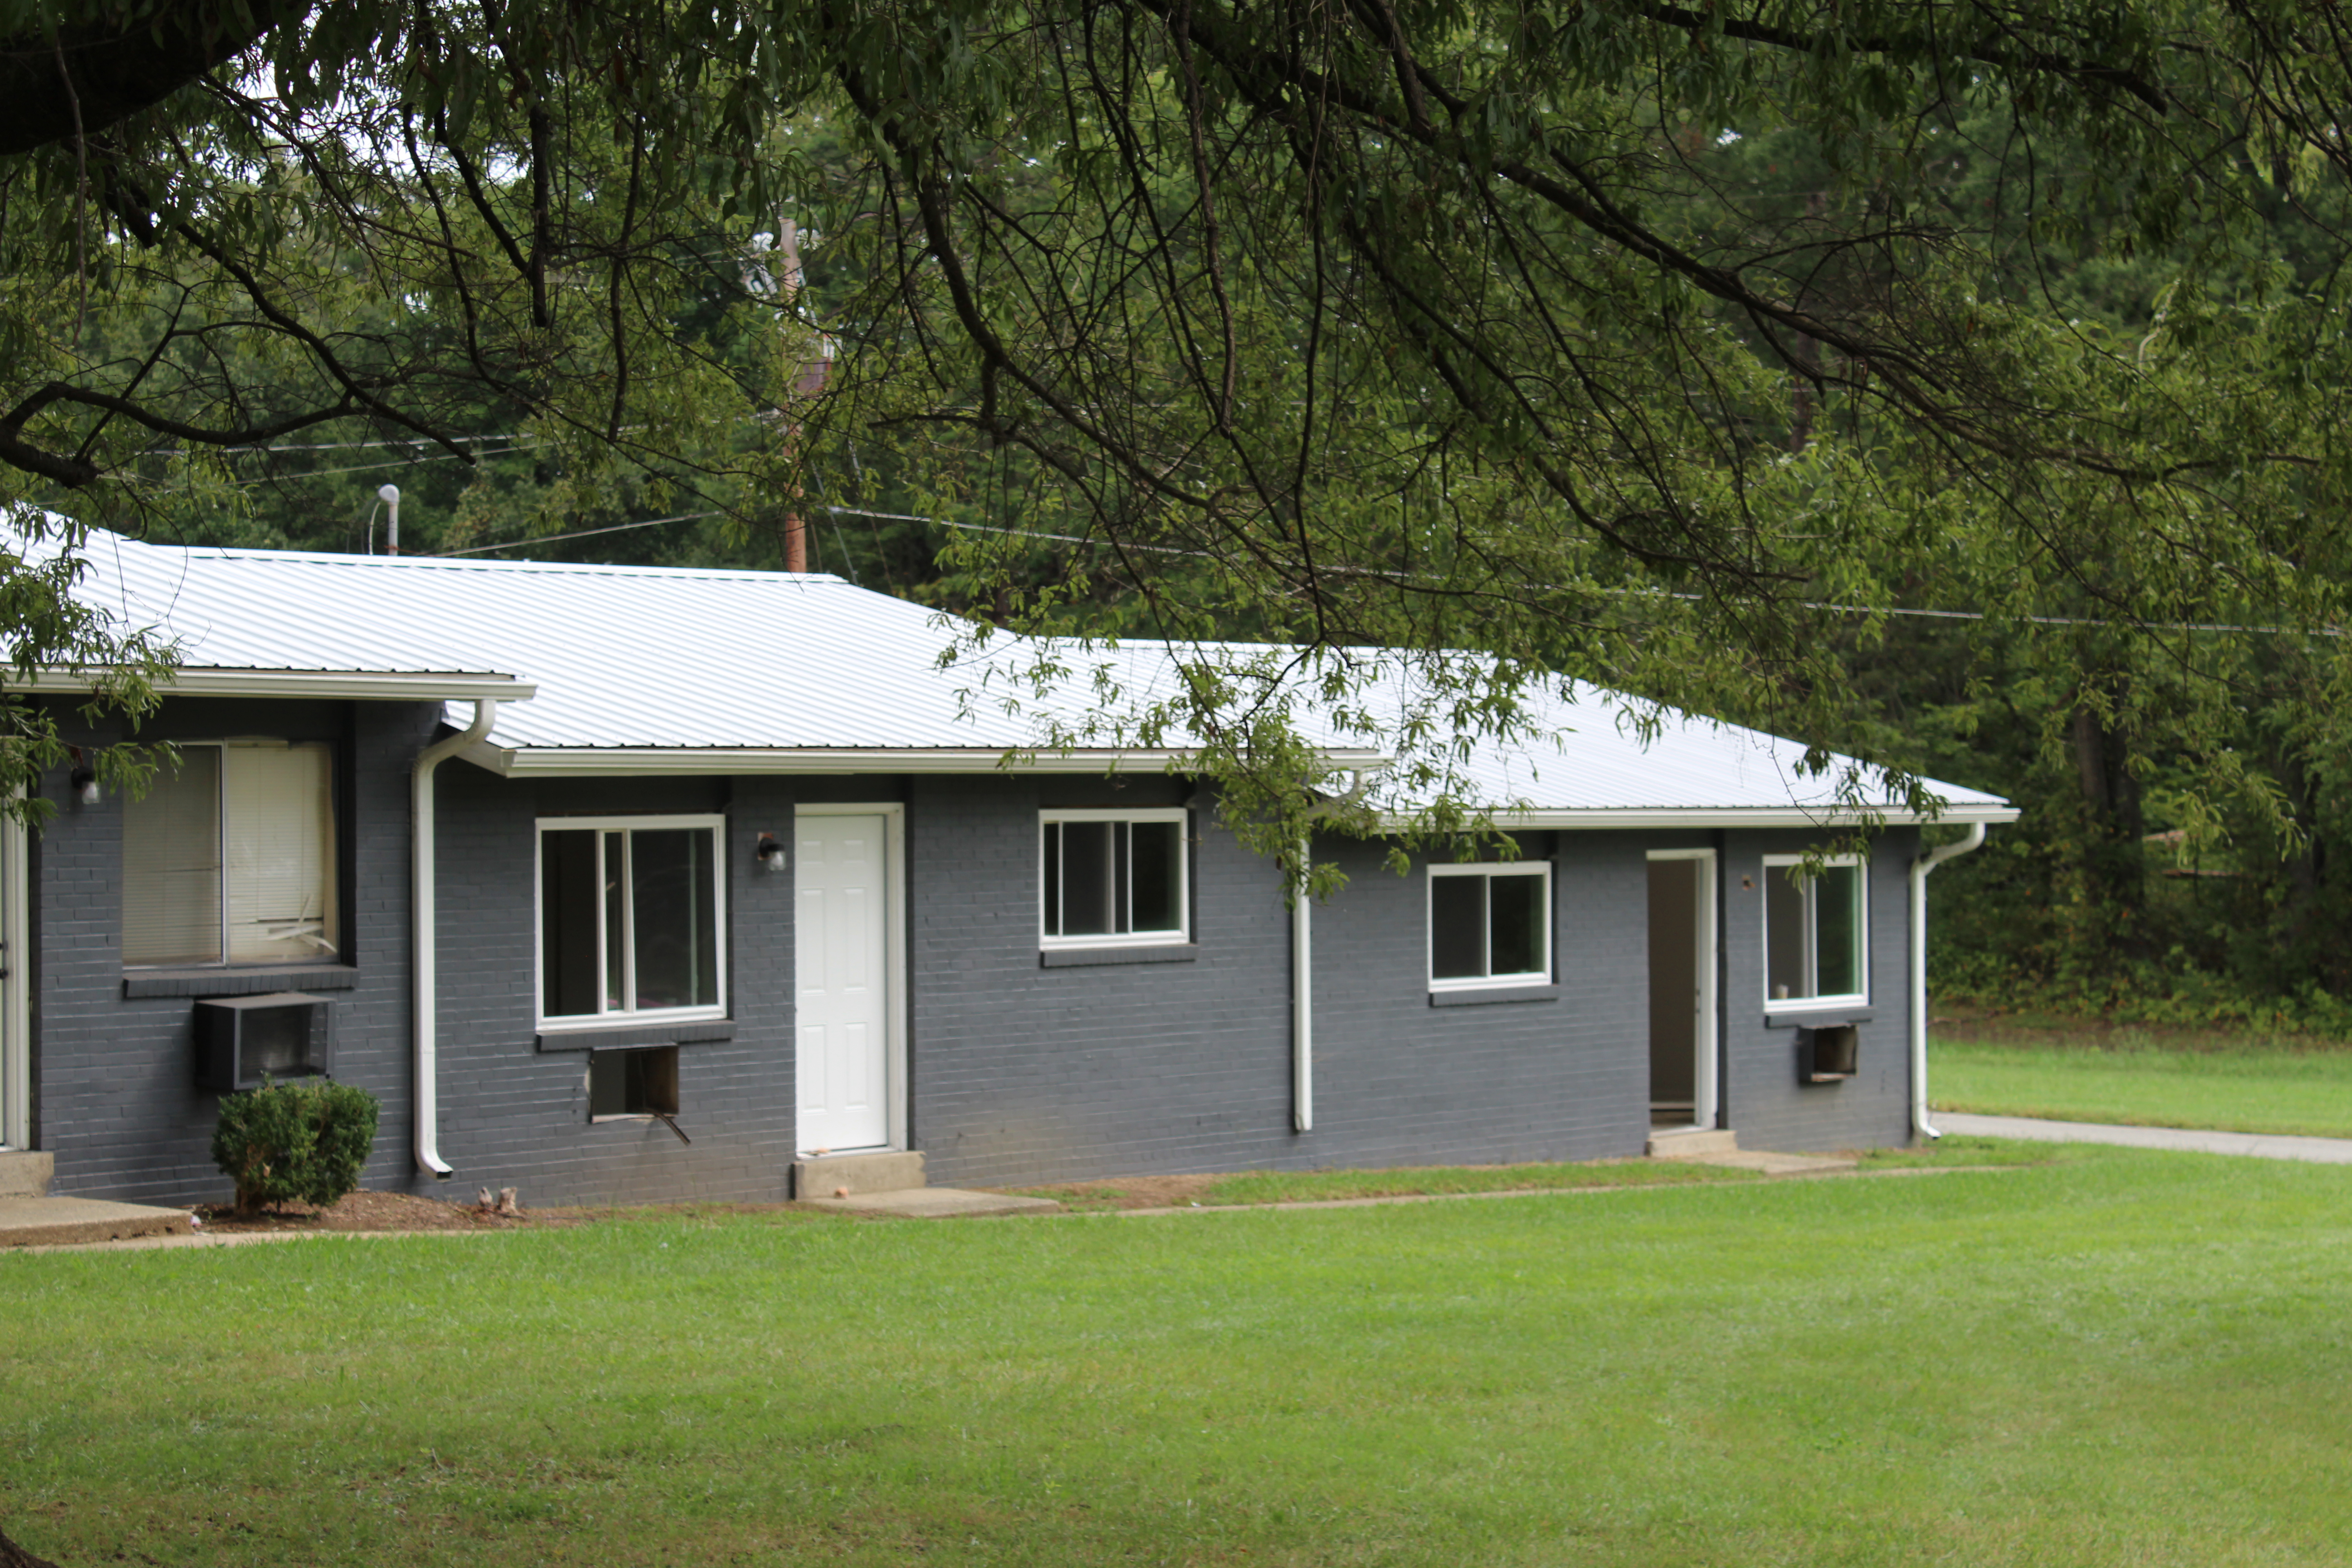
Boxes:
[1377,804,2020,831]
[414,699,501,1177]
[460,740,1390,778]
[10,668,535,702]
[1910,821,1988,1141]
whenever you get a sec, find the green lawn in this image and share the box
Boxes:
[1931,1036,2352,1137]
[6,1143,2352,1566]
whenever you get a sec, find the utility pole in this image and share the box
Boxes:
[775,219,830,573]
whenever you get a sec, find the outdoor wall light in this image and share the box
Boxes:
[755,833,787,874]
[67,746,99,806]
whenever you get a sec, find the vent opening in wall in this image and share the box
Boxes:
[1799,1024,1860,1083]
[194,993,336,1091]
[590,1046,680,1121]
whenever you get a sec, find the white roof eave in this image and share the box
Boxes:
[461,740,1392,778]
[1374,802,2021,831]
[10,666,537,702]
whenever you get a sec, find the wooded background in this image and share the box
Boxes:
[9,0,2352,1019]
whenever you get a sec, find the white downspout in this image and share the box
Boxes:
[1285,765,1385,1136]
[1910,821,1987,1142]
[1292,856,1313,1132]
[414,699,498,1177]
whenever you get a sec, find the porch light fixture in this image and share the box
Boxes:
[755,832,786,873]
[67,746,98,806]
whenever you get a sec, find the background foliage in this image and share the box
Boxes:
[11,0,2352,1006]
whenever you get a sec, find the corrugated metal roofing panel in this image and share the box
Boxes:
[34,529,2014,819]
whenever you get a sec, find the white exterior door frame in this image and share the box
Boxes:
[794,803,908,1153]
[1,804,28,1151]
[1647,848,1719,1131]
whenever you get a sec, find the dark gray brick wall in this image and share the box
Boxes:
[1717,828,1922,1152]
[32,699,1927,1204]
[418,768,800,1205]
[36,697,440,1204]
[908,784,1659,1186]
[1301,830,1657,1171]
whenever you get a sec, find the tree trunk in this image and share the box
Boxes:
[0,1525,63,1568]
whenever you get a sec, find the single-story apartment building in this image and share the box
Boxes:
[0,530,2016,1206]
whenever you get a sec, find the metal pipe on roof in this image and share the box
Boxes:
[1909,821,1988,1142]
[413,698,500,1177]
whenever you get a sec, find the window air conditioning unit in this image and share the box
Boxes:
[193,992,337,1092]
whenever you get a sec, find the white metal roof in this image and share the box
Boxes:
[24,527,2015,824]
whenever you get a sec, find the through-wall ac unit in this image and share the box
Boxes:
[193,992,337,1092]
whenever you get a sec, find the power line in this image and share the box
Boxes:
[426,510,727,557]
[830,506,2343,638]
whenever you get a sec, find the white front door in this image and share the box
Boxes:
[794,810,896,1153]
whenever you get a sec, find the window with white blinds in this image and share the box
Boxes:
[122,742,339,967]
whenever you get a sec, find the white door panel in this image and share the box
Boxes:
[795,813,892,1152]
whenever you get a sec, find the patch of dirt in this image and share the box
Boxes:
[191,1189,577,1234]
[1002,1173,1225,1211]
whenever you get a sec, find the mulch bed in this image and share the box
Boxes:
[191,1188,574,1235]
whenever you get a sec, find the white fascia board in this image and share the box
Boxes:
[1375,802,2021,830]
[10,668,537,702]
[461,742,1392,778]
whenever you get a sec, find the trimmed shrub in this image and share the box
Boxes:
[210,1078,381,1212]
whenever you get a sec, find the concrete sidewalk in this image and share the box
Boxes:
[1937,1112,2352,1165]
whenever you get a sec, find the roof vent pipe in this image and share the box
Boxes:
[377,485,402,555]
[1910,821,1988,1142]
[413,698,498,1177]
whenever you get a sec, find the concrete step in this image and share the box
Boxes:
[1647,1127,1739,1160]
[793,1149,926,1199]
[799,1187,1062,1218]
[0,1195,193,1248]
[0,1151,54,1198]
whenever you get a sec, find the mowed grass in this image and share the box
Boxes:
[1932,1034,2352,1137]
[7,1144,2352,1567]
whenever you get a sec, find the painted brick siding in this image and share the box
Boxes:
[35,697,440,1204]
[906,786,1668,1188]
[907,774,1296,1186]
[421,769,802,1205]
[1717,828,1921,1152]
[1300,831,1657,1169]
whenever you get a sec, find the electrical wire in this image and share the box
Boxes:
[427,510,728,556]
[820,505,2344,637]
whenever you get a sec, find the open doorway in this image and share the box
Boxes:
[1646,851,1719,1130]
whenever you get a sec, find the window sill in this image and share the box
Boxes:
[1429,983,1560,1006]
[1763,1007,1873,1028]
[123,965,359,1000]
[1040,943,1198,968]
[537,1019,735,1052]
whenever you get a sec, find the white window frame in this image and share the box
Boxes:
[1038,807,1191,950]
[535,813,729,1030]
[1426,861,1553,991]
[1760,853,1869,1013]
[121,738,341,970]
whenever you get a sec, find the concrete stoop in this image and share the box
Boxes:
[789,1149,1059,1217]
[0,1151,54,1198]
[791,1149,928,1198]
[0,1194,194,1248]
[1646,1127,1738,1160]
[1644,1128,1857,1176]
